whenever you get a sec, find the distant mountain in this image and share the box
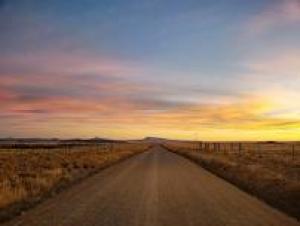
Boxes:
[143,137,168,143]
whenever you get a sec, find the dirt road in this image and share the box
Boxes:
[3,146,299,226]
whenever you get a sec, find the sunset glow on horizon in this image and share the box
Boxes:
[0,0,300,140]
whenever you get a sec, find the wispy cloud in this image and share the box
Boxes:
[245,51,300,79]
[245,0,300,35]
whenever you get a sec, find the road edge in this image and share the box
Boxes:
[0,146,152,224]
[162,145,300,221]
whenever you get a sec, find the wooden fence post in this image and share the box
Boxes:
[257,142,261,157]
[110,143,114,152]
[292,143,295,161]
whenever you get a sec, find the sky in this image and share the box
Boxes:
[0,0,300,140]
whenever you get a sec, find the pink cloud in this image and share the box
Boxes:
[0,89,16,102]
[0,48,150,109]
[0,51,140,78]
[246,0,300,35]
[245,50,300,78]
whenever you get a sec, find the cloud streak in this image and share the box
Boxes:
[246,0,300,36]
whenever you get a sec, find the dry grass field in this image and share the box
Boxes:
[164,141,300,220]
[0,142,150,222]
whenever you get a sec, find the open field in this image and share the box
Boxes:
[1,139,299,225]
[1,146,299,226]
[164,141,300,219]
[0,142,150,222]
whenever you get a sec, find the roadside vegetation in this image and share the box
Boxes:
[164,141,300,220]
[0,142,150,222]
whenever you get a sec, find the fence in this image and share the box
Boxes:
[0,142,149,154]
[165,141,300,161]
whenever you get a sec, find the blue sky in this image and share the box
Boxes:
[0,0,300,140]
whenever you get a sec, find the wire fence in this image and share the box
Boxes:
[0,142,147,154]
[166,141,300,161]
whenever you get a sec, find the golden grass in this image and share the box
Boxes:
[164,141,300,220]
[0,142,149,221]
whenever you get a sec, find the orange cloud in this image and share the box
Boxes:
[2,92,299,140]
